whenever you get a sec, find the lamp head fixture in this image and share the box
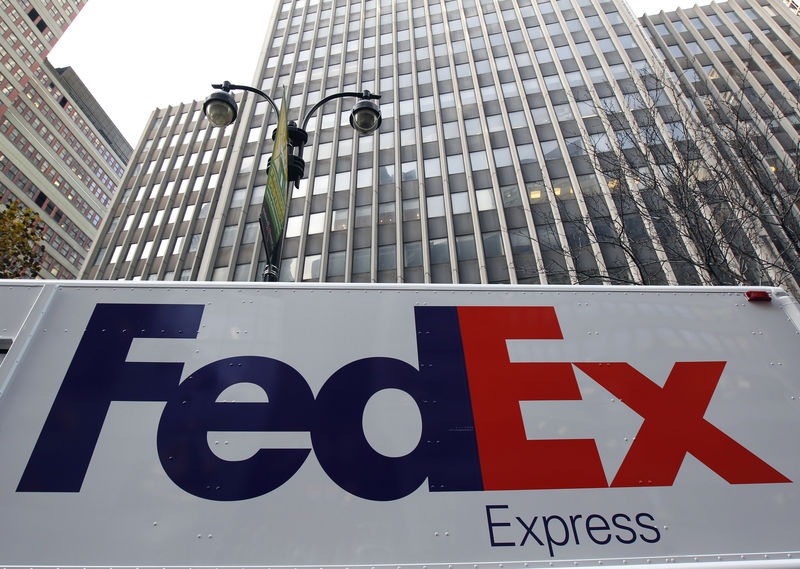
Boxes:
[349,90,382,135]
[203,89,238,128]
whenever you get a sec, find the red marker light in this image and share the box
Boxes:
[745,290,771,302]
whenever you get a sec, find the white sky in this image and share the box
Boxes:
[49,0,277,146]
[626,0,700,15]
[48,0,702,149]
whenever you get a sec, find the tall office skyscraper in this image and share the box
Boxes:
[82,0,800,291]
[0,0,130,278]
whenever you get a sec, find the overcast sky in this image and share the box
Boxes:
[48,0,277,146]
[48,0,700,149]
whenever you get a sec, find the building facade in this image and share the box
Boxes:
[0,0,130,278]
[642,1,800,289]
[82,98,247,281]
[83,0,800,290]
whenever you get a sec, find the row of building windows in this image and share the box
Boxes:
[40,250,72,278]
[279,230,509,281]
[2,0,77,36]
[274,0,623,30]
[24,5,57,45]
[18,83,116,196]
[31,65,125,178]
[0,119,102,226]
[0,5,45,57]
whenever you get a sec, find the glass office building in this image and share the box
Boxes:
[82,0,800,290]
[0,0,130,278]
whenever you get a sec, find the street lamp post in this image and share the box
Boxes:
[203,80,382,281]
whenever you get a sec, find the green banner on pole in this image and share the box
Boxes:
[263,93,288,244]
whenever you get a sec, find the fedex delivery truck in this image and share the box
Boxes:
[1,280,800,569]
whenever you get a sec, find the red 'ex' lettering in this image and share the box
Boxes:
[458,306,607,490]
[574,362,791,486]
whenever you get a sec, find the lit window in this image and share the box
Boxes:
[379,202,395,224]
[403,198,420,220]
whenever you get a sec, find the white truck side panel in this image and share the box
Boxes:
[0,281,799,569]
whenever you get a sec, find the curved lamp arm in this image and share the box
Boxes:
[213,80,280,117]
[300,90,381,131]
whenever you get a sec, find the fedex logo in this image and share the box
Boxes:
[17,304,790,502]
